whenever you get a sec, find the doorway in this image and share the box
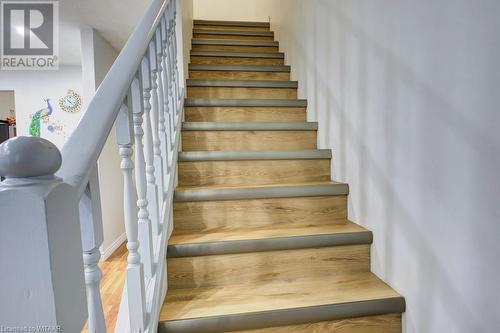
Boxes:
[0,90,16,144]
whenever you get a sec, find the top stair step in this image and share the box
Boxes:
[194,20,270,28]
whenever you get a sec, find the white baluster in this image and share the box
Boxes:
[116,103,145,331]
[141,54,160,237]
[79,166,106,333]
[156,28,171,186]
[148,40,165,209]
[161,16,175,148]
[165,9,177,126]
[170,0,181,107]
[130,76,154,279]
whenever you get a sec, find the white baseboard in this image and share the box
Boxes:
[100,233,127,261]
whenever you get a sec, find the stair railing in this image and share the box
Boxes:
[0,0,183,332]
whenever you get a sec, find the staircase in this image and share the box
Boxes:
[158,19,405,332]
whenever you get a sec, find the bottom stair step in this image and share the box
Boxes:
[158,272,405,333]
[228,314,402,333]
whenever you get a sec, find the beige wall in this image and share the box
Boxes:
[262,1,500,332]
[193,0,270,22]
[181,0,194,84]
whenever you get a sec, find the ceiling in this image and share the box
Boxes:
[59,0,151,65]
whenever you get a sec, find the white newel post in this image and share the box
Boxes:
[79,165,106,333]
[116,103,146,331]
[148,40,165,209]
[0,137,87,332]
[141,54,161,237]
[130,76,154,279]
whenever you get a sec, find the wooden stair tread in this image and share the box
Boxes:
[174,182,349,203]
[186,80,297,88]
[176,180,344,192]
[191,50,284,58]
[160,272,403,321]
[192,39,278,46]
[189,64,291,72]
[182,121,316,131]
[194,20,271,27]
[228,314,402,333]
[178,149,331,161]
[185,98,307,107]
[193,29,274,37]
[170,220,368,245]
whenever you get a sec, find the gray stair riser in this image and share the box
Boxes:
[193,29,274,37]
[185,99,307,107]
[189,64,290,72]
[178,149,331,162]
[168,232,373,258]
[192,39,278,46]
[194,20,270,27]
[174,183,349,202]
[182,122,317,131]
[186,80,297,88]
[158,298,406,333]
[191,51,284,58]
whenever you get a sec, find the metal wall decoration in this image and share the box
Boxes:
[59,89,83,113]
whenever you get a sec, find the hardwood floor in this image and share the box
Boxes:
[82,243,127,333]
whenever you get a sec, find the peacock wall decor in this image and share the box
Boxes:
[29,99,53,137]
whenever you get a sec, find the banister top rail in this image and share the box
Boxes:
[56,0,170,194]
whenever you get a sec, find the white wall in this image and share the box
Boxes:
[0,66,83,148]
[0,91,15,120]
[181,0,194,84]
[260,1,500,332]
[193,0,269,22]
[81,27,125,260]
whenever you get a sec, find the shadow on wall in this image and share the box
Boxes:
[273,0,500,332]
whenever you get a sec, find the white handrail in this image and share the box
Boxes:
[56,0,170,195]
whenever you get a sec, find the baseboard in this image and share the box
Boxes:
[100,233,127,261]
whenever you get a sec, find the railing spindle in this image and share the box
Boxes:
[131,76,154,279]
[156,28,171,185]
[170,0,181,108]
[148,40,165,208]
[165,9,176,127]
[116,102,146,331]
[161,16,175,150]
[79,166,106,333]
[141,54,161,237]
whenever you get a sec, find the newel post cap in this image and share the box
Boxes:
[0,136,62,178]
